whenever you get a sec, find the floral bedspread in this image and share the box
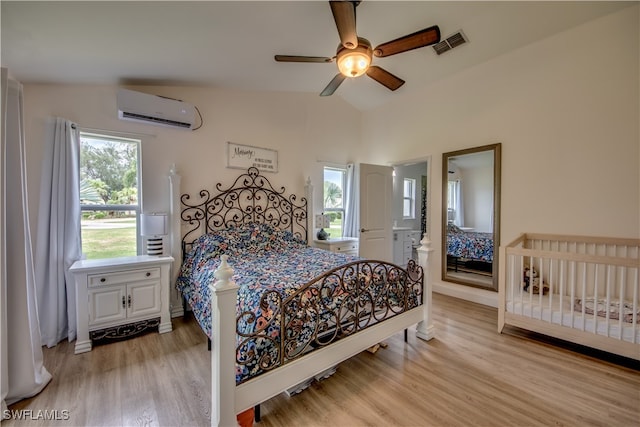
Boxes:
[446,223,494,262]
[175,223,359,383]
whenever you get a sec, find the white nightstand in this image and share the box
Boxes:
[313,237,359,256]
[70,255,174,354]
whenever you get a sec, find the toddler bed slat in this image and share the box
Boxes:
[499,233,640,360]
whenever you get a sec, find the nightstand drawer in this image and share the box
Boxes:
[313,238,359,256]
[334,243,358,253]
[88,267,160,288]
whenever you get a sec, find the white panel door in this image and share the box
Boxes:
[359,163,393,262]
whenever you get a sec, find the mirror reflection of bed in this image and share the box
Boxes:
[445,224,494,287]
[442,144,501,291]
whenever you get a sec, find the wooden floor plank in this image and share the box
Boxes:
[5,293,639,426]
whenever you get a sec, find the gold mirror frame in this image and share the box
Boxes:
[442,143,501,291]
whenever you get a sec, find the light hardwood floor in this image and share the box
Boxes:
[6,293,639,426]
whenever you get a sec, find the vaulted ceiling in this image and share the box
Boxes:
[1,1,632,110]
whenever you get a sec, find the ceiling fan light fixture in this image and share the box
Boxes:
[275,4,441,96]
[336,39,372,77]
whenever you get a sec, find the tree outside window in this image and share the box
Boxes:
[323,166,346,238]
[79,132,141,259]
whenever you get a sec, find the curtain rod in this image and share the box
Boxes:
[316,159,349,168]
[78,126,156,138]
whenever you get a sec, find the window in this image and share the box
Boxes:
[403,178,416,219]
[447,179,459,224]
[323,166,346,238]
[79,132,141,259]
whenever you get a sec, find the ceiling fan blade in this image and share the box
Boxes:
[275,55,334,63]
[320,74,347,96]
[330,1,358,49]
[366,66,405,91]
[373,25,441,57]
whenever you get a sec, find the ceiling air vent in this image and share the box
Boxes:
[433,30,468,55]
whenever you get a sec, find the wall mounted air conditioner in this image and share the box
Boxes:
[117,88,196,130]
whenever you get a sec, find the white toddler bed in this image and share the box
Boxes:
[499,233,639,360]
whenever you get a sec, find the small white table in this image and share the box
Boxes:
[70,255,174,354]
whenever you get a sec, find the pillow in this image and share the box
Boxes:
[447,223,463,234]
[184,222,307,264]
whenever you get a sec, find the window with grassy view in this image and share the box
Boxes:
[80,132,141,259]
[323,166,346,238]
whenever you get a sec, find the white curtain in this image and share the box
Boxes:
[454,180,464,227]
[1,68,52,411]
[34,117,82,347]
[343,163,359,238]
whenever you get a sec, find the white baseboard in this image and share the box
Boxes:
[433,281,498,308]
[171,305,185,318]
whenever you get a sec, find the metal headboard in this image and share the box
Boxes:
[180,167,308,252]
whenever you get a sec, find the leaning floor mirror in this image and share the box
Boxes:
[442,143,501,291]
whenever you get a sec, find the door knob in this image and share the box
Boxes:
[360,228,369,233]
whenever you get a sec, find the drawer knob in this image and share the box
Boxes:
[100,278,106,283]
[146,272,151,277]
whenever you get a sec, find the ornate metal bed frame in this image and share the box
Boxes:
[234,258,424,380]
[180,166,308,251]
[174,167,435,426]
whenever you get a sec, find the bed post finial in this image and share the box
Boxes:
[211,255,239,427]
[214,255,235,290]
[416,234,435,341]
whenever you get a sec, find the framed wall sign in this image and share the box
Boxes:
[226,142,278,173]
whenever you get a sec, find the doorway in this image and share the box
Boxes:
[391,158,430,266]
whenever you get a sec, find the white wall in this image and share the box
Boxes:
[23,85,362,222]
[361,6,639,305]
[22,85,363,313]
[19,6,639,310]
[461,165,493,233]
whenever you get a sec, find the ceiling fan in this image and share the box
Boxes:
[274,1,441,96]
